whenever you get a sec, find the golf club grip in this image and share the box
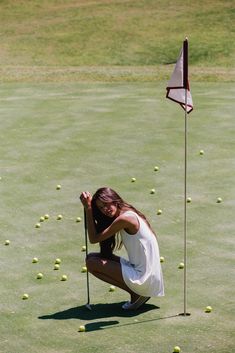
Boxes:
[83,208,90,304]
[83,208,88,231]
[83,209,88,255]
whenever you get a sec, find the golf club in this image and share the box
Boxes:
[83,208,92,310]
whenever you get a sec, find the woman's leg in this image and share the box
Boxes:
[86,252,120,262]
[86,254,139,302]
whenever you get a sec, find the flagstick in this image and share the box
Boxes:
[179,87,190,317]
[183,87,188,316]
[181,38,190,316]
[166,37,192,316]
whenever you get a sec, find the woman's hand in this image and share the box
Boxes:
[80,191,92,210]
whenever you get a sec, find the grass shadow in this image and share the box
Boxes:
[38,302,160,321]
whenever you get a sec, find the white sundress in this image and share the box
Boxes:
[120,211,164,297]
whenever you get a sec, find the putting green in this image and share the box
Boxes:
[0,82,234,353]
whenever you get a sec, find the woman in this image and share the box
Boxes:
[80,187,164,310]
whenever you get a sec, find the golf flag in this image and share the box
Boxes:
[166,39,193,113]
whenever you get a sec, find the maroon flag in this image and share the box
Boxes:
[166,39,193,113]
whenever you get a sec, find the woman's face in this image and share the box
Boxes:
[96,199,118,218]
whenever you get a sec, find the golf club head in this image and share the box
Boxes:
[85,303,92,311]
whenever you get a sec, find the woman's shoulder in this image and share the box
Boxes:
[118,210,139,234]
[119,210,140,225]
[120,210,138,218]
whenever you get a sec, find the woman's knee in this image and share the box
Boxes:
[86,256,103,273]
[86,252,101,260]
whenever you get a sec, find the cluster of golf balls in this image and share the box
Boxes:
[20,184,86,300]
[21,257,69,300]
[33,185,83,229]
[19,183,116,303]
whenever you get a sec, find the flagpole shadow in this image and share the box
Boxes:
[84,314,181,332]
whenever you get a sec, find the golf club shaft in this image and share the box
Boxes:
[84,208,90,305]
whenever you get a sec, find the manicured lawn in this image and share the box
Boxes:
[0,0,234,82]
[0,82,234,353]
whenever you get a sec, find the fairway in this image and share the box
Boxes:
[0,82,234,353]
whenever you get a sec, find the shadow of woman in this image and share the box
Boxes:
[38,302,160,321]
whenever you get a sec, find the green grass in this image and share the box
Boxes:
[0,0,234,82]
[0,82,234,353]
[0,2,234,352]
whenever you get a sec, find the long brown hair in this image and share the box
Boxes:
[91,194,117,257]
[92,187,156,244]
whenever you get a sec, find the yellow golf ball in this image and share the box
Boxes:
[109,285,116,292]
[205,305,212,313]
[81,266,87,273]
[78,325,86,332]
[36,273,43,279]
